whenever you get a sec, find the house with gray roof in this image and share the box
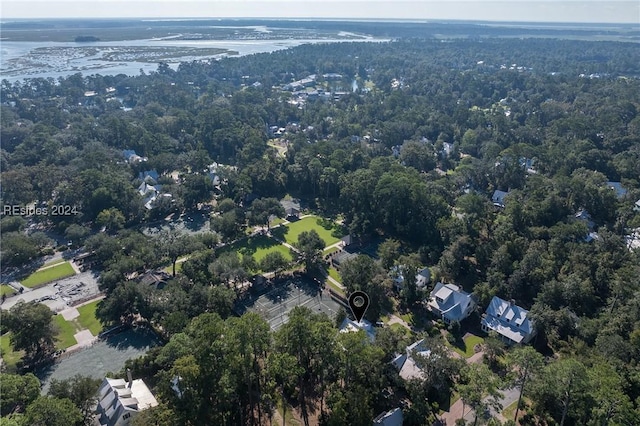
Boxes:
[96,372,157,426]
[426,282,475,324]
[491,189,510,208]
[481,296,536,345]
[391,338,431,381]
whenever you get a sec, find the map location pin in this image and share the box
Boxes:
[348,290,370,323]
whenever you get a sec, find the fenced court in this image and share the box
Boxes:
[236,275,343,330]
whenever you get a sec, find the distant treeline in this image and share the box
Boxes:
[74,35,100,42]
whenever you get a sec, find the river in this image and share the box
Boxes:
[1,37,388,83]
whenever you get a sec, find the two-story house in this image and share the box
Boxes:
[481,296,536,345]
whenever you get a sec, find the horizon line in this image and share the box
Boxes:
[1,17,636,26]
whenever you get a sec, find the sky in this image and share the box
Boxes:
[1,0,639,24]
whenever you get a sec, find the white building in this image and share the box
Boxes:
[427,282,476,324]
[96,373,158,426]
[391,266,430,291]
[373,407,403,426]
[339,317,376,341]
[481,296,536,345]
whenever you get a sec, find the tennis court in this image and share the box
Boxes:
[236,275,343,330]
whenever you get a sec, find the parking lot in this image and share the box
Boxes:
[1,270,101,312]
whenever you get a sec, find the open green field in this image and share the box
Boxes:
[1,285,16,297]
[77,301,103,335]
[54,315,78,349]
[273,216,342,247]
[20,262,76,288]
[447,334,485,358]
[1,333,24,371]
[220,234,295,265]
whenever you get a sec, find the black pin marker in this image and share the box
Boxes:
[348,291,370,323]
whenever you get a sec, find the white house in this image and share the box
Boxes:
[633,199,640,212]
[373,408,403,426]
[427,282,476,324]
[491,190,510,208]
[391,266,430,291]
[339,317,376,341]
[96,372,158,426]
[481,296,536,345]
[391,338,431,381]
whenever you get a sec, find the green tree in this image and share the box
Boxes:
[457,363,501,426]
[248,197,285,230]
[531,358,589,426]
[506,345,544,423]
[266,352,301,425]
[96,207,125,232]
[3,302,55,360]
[158,230,204,277]
[295,230,325,273]
[47,375,101,425]
[1,233,40,267]
[377,238,401,270]
[0,373,41,416]
[131,404,179,426]
[587,361,634,426]
[24,396,83,426]
[259,251,289,278]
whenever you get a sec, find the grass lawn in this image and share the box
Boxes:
[502,400,518,420]
[389,322,413,337]
[448,334,485,358]
[53,315,77,349]
[220,235,295,265]
[1,333,24,371]
[76,300,103,335]
[1,285,16,297]
[327,267,341,283]
[327,280,345,296]
[21,262,76,288]
[163,260,185,275]
[273,216,342,247]
[270,217,286,227]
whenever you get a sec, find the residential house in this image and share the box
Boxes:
[339,317,376,341]
[373,408,403,426]
[96,371,158,426]
[280,199,301,219]
[138,170,159,184]
[491,190,510,208]
[574,209,598,242]
[625,228,640,251]
[391,338,431,381]
[481,296,536,345]
[123,150,147,164]
[391,266,430,291]
[206,162,221,186]
[426,282,475,324]
[331,250,358,270]
[138,270,171,290]
[634,199,640,212]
